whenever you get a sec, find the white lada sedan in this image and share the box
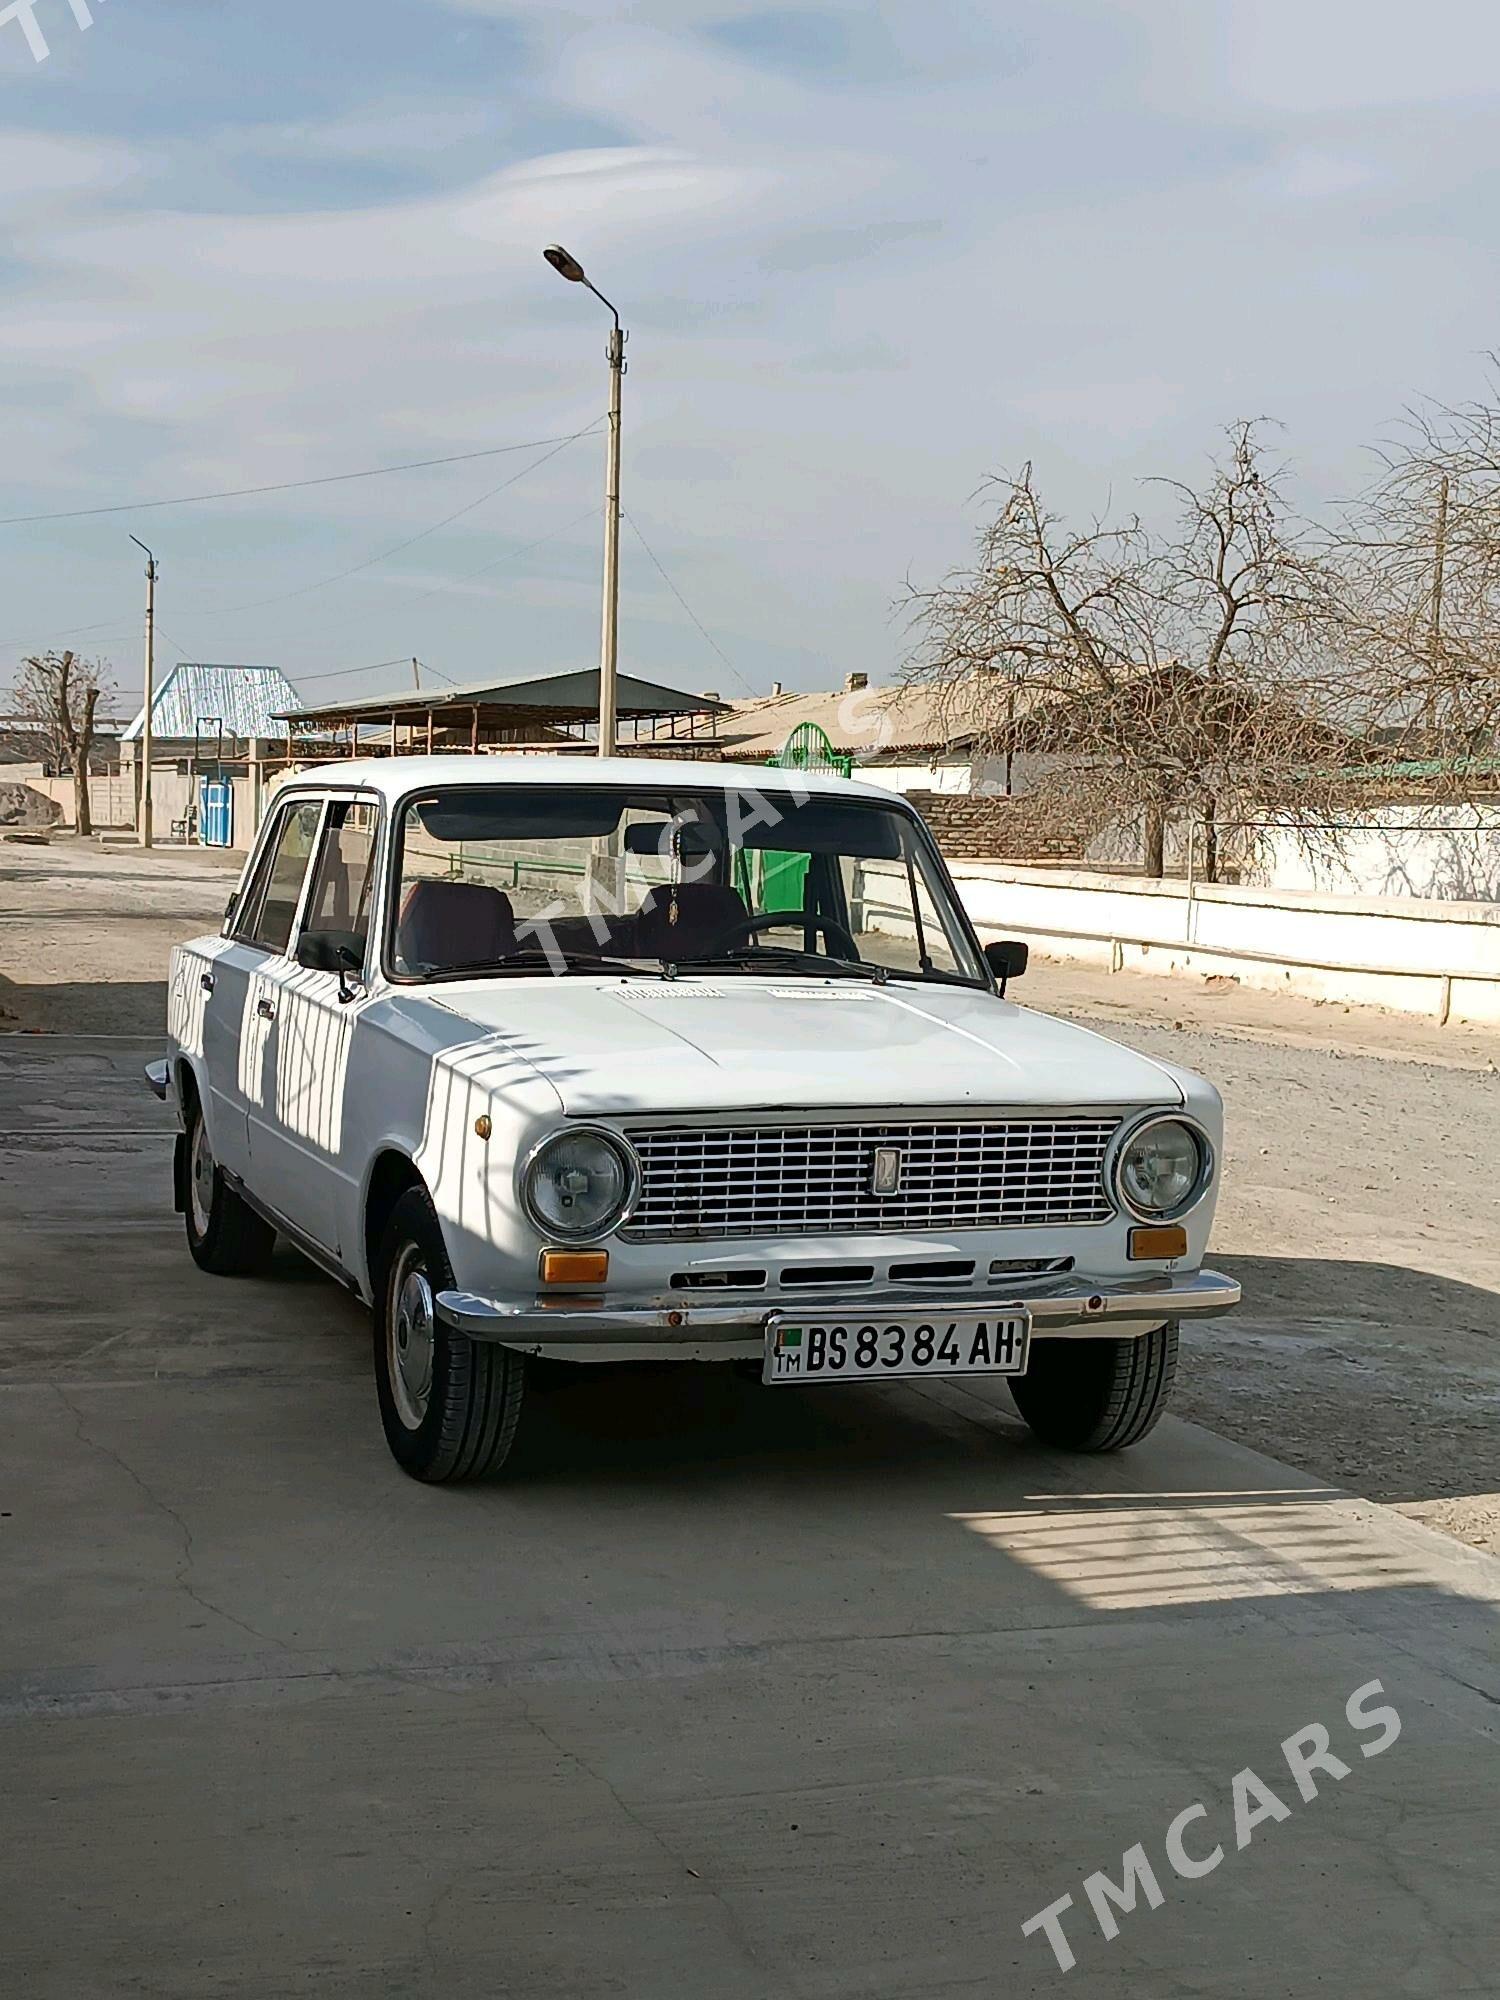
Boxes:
[148,756,1238,1482]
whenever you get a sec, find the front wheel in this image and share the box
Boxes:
[373,1187,526,1483]
[182,1090,275,1277]
[1008,1321,1178,1452]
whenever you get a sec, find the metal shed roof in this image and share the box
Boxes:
[122,662,302,742]
[281,667,729,729]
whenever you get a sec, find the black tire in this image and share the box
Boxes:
[373,1186,526,1483]
[1008,1321,1178,1452]
[182,1088,276,1277]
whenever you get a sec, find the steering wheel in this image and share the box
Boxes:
[706,909,861,960]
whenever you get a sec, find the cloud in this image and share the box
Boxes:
[227,102,502,164]
[1215,0,1500,114]
[5,0,1500,703]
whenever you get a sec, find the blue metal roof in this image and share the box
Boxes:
[122,662,300,742]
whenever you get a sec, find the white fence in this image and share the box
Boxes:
[948,861,1500,1026]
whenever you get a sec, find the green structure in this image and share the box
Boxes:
[770,720,854,780]
[736,722,854,909]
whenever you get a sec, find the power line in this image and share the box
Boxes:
[0,430,603,529]
[0,617,139,654]
[288,656,459,690]
[289,656,422,687]
[622,510,754,695]
[186,424,602,623]
[359,504,603,615]
[272,503,603,655]
[0,432,603,663]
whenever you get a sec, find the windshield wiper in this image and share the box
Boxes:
[662,947,886,981]
[866,964,988,989]
[427,949,665,980]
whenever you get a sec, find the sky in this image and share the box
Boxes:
[4,0,1500,717]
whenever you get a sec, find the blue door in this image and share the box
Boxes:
[199,778,233,847]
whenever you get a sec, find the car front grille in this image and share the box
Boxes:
[621,1116,1119,1241]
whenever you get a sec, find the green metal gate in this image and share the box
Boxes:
[736,722,853,908]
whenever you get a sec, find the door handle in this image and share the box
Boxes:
[199,972,215,994]
[256,997,277,1021]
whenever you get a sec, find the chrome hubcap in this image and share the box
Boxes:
[389,1251,435,1429]
[189,1118,213,1237]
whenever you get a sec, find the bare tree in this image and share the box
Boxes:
[903,423,1349,879]
[12,651,112,836]
[1337,385,1500,778]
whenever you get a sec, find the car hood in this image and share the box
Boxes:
[431,977,1185,1117]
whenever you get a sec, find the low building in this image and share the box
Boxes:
[118,662,314,843]
[713,673,1018,794]
[280,667,730,759]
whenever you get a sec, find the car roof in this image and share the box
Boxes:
[273,753,908,807]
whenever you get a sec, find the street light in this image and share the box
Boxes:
[129,535,157,847]
[544,243,624,758]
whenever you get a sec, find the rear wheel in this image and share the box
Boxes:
[182,1089,275,1277]
[1008,1322,1178,1452]
[373,1186,526,1483]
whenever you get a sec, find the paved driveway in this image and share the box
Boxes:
[2,1037,1496,1997]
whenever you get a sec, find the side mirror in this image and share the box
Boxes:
[295,932,337,971]
[296,932,365,1002]
[984,939,1029,995]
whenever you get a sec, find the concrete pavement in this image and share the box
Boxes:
[2,1036,1497,1996]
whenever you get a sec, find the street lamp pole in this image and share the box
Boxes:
[544,245,624,758]
[130,535,157,847]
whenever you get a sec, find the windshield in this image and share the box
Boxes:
[388,783,986,986]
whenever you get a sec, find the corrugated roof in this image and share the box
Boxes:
[714,677,1015,761]
[122,662,302,742]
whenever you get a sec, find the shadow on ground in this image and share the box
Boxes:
[0,972,166,1035]
[1181,1252,1500,1515]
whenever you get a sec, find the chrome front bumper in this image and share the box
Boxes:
[435,1268,1240,1355]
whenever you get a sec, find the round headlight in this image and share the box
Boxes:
[1116,1118,1209,1219]
[522,1127,637,1240]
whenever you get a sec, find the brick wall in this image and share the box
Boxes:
[904,788,1097,863]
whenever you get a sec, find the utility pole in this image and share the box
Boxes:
[543,244,625,757]
[598,318,623,759]
[411,656,422,691]
[130,536,157,847]
[1425,474,1450,747]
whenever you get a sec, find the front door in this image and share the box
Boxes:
[199,940,260,1178]
[223,793,325,1215]
[246,798,381,1259]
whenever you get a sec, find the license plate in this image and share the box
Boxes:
[763,1310,1032,1385]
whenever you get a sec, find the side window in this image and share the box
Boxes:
[301,802,380,960]
[235,799,324,954]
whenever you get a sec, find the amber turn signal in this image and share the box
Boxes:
[539,1248,609,1286]
[1128,1225,1188,1261]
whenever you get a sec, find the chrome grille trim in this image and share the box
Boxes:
[620,1117,1119,1241]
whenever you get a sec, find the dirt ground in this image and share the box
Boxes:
[5,832,1499,1555]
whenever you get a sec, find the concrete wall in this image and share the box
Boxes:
[27,771,136,828]
[1247,805,1500,903]
[947,860,1500,1025]
[30,761,294,846]
[866,758,975,795]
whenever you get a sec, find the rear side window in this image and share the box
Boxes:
[235,798,324,954]
[302,802,380,960]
